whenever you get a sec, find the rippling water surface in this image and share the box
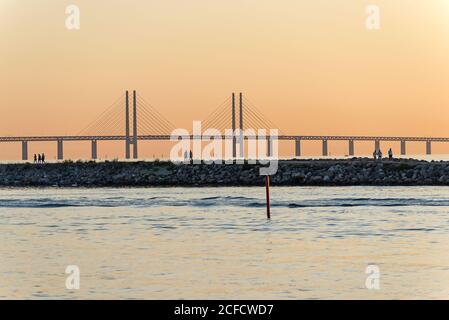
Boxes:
[1,186,449,299]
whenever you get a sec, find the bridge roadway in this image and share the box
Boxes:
[0,135,448,142]
[0,134,443,160]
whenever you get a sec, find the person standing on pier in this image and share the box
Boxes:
[378,149,383,160]
[388,148,393,160]
[41,153,45,164]
[33,154,37,163]
[38,154,42,163]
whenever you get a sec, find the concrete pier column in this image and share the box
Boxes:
[57,139,63,160]
[375,140,380,151]
[322,140,328,157]
[348,140,354,156]
[91,140,97,159]
[400,140,406,155]
[426,141,432,155]
[22,141,28,161]
[267,137,272,157]
[295,139,301,157]
[232,93,236,158]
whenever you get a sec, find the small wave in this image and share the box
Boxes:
[245,202,265,208]
[33,203,84,208]
[284,202,412,208]
[2,196,449,209]
[391,228,436,232]
[199,196,256,201]
[0,199,117,208]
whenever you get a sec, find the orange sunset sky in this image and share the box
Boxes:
[2,0,449,160]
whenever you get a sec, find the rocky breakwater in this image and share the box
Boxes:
[0,158,449,187]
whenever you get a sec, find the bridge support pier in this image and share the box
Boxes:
[57,140,63,160]
[426,141,432,155]
[348,140,354,157]
[375,140,380,151]
[295,139,301,157]
[322,140,328,157]
[401,140,406,155]
[22,141,28,161]
[267,137,272,157]
[232,93,236,159]
[91,140,97,159]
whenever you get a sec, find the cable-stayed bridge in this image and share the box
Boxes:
[0,90,445,160]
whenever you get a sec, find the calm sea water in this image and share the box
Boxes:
[1,186,449,299]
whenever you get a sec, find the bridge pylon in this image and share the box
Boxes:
[231,92,245,159]
[132,90,138,159]
[125,91,131,159]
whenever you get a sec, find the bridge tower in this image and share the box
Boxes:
[125,91,131,159]
[132,90,138,159]
[239,92,244,158]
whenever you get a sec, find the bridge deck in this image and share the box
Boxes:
[0,135,448,142]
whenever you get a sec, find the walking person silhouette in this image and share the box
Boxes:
[388,148,393,160]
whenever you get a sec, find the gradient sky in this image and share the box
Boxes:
[2,0,449,159]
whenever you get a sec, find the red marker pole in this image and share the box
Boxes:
[265,175,271,219]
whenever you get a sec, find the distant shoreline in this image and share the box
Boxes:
[1,158,449,187]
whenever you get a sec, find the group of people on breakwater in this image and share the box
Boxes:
[373,148,393,160]
[33,153,46,164]
[183,150,193,162]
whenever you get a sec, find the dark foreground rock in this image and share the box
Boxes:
[1,158,449,187]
